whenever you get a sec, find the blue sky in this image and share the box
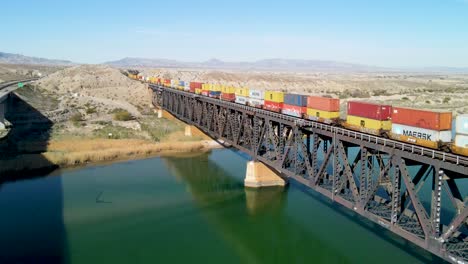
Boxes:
[1,0,467,67]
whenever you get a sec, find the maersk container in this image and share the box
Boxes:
[347,101,392,121]
[391,123,452,143]
[456,114,468,135]
[235,96,248,105]
[455,134,468,148]
[284,94,308,107]
[249,89,264,100]
[392,107,452,131]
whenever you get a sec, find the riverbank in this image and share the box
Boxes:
[0,138,223,176]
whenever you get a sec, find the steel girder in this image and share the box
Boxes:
[151,86,468,263]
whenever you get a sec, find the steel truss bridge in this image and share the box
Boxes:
[150,84,468,263]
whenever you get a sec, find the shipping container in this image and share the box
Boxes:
[307,96,340,112]
[392,107,452,131]
[221,93,236,102]
[201,90,209,96]
[347,101,392,121]
[345,115,391,136]
[306,108,340,122]
[222,85,236,94]
[390,123,452,149]
[456,114,468,135]
[209,91,221,99]
[284,93,308,107]
[247,98,264,108]
[264,101,283,113]
[235,87,249,97]
[452,135,468,156]
[195,88,202,95]
[249,89,264,100]
[190,82,203,90]
[184,82,190,92]
[171,79,178,88]
[264,91,284,103]
[179,80,185,86]
[282,104,306,118]
[210,84,222,92]
[235,96,248,105]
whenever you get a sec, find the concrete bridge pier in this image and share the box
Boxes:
[244,161,286,188]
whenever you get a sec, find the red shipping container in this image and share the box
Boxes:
[264,101,283,113]
[347,101,392,121]
[201,90,209,96]
[190,82,203,89]
[221,93,236,102]
[392,107,452,131]
[307,96,340,111]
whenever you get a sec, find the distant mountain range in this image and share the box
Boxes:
[105,57,393,72]
[0,52,75,66]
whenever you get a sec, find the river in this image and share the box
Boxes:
[0,149,446,263]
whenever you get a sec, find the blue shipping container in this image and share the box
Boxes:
[284,94,308,107]
[209,91,221,98]
[179,81,185,86]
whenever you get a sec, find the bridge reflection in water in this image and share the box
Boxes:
[161,150,442,263]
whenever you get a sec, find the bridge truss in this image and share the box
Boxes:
[151,85,467,263]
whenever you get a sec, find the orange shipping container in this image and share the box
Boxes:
[392,107,452,131]
[307,96,340,112]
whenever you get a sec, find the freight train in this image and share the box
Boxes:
[129,74,468,157]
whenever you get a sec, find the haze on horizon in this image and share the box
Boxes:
[1,0,467,68]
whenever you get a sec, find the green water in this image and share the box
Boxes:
[0,149,446,263]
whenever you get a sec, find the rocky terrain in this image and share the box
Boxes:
[0,63,66,82]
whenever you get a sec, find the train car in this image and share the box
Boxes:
[390,107,452,149]
[235,87,249,105]
[178,80,186,91]
[248,89,264,108]
[452,114,468,155]
[201,83,210,96]
[170,79,179,89]
[190,82,203,93]
[264,91,284,113]
[221,85,236,102]
[282,93,307,118]
[209,84,222,99]
[344,101,392,136]
[306,96,340,124]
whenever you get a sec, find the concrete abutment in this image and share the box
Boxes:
[244,161,286,188]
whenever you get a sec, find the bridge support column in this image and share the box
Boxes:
[184,125,192,137]
[244,161,286,188]
[157,109,163,118]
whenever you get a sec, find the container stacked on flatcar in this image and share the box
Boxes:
[190,82,203,94]
[345,101,392,136]
[201,84,210,96]
[306,96,340,124]
[282,93,307,118]
[264,91,284,112]
[390,107,452,149]
[209,84,222,98]
[452,114,468,155]
[178,80,185,90]
[221,85,236,102]
[248,89,264,108]
[235,87,249,105]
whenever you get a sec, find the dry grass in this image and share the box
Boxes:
[0,139,213,174]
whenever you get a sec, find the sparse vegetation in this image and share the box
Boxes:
[443,97,451,103]
[113,110,133,121]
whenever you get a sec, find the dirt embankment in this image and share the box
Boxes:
[0,64,220,175]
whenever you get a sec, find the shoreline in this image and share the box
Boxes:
[0,138,224,178]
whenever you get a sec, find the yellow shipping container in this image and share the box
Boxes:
[222,85,236,94]
[264,91,284,103]
[211,84,222,92]
[346,115,392,131]
[235,87,249,96]
[306,108,340,120]
[195,88,202,94]
[202,83,211,91]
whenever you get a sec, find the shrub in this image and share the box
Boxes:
[443,97,451,103]
[425,100,431,104]
[373,89,389,96]
[113,110,133,121]
[402,97,409,100]
[86,107,97,114]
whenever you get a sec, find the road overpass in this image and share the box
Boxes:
[0,79,38,130]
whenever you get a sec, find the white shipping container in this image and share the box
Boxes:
[455,135,468,148]
[184,83,190,91]
[171,80,178,88]
[248,98,264,108]
[282,109,302,118]
[249,89,264,100]
[456,114,468,135]
[235,96,248,105]
[391,123,452,142]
